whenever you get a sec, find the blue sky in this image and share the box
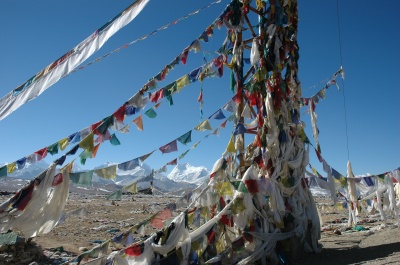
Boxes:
[0,0,399,177]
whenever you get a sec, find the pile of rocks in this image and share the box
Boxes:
[0,236,44,265]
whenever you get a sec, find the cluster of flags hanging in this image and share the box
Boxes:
[0,4,238,177]
[0,0,150,121]
[68,0,223,77]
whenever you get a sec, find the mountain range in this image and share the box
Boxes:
[3,161,210,195]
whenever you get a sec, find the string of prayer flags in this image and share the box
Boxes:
[0,0,150,121]
[159,140,178,154]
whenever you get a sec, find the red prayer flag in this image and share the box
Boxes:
[244,179,259,193]
[34,147,48,161]
[113,104,126,122]
[150,88,164,103]
[52,173,63,186]
[125,243,144,257]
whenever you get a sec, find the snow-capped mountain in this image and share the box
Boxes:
[167,163,210,184]
[2,161,208,194]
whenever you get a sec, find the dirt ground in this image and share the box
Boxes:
[2,192,400,264]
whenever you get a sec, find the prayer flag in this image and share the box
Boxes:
[209,109,226,120]
[144,108,157,118]
[79,132,94,152]
[113,104,126,122]
[16,157,27,170]
[150,88,164,103]
[179,150,190,160]
[124,182,138,193]
[176,75,190,92]
[34,147,48,161]
[92,143,100,158]
[118,158,140,171]
[0,165,7,177]
[133,115,143,131]
[159,140,178,154]
[139,150,155,162]
[47,143,59,155]
[177,131,192,145]
[70,171,93,186]
[110,134,121,146]
[167,158,178,165]
[194,119,212,131]
[7,162,17,174]
[58,137,70,151]
[94,165,117,180]
[0,0,150,121]
[226,134,236,153]
[106,189,122,201]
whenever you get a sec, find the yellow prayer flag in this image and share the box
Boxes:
[79,132,94,152]
[94,165,117,180]
[7,162,17,174]
[187,211,194,225]
[58,137,70,151]
[124,182,138,193]
[194,119,212,131]
[176,75,190,92]
[200,207,209,219]
[216,182,234,196]
[61,160,75,174]
[226,134,236,153]
[216,238,225,254]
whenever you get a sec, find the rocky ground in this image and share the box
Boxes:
[0,191,400,264]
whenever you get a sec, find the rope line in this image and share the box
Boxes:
[336,0,350,161]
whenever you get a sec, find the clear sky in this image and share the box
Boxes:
[0,0,399,177]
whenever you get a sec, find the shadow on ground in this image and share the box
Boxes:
[298,242,400,265]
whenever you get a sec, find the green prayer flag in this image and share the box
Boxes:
[230,70,236,93]
[178,150,190,160]
[144,108,157,118]
[106,189,122,201]
[110,134,121,146]
[177,131,192,145]
[79,149,92,165]
[70,171,93,186]
[0,166,7,178]
[97,115,114,135]
[47,142,59,155]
